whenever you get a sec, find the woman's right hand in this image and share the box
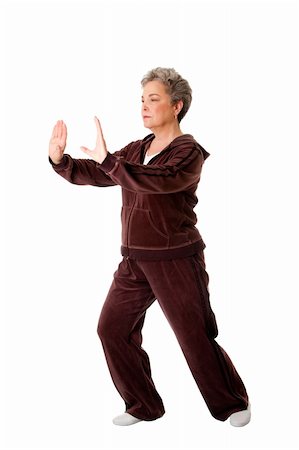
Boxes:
[49,120,67,164]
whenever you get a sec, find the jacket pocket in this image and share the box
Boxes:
[128,208,169,248]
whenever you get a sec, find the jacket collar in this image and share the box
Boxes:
[141,133,210,162]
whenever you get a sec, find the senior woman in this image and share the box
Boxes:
[48,67,251,427]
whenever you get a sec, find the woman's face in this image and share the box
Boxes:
[141,80,181,130]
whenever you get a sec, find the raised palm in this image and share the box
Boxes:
[48,120,67,164]
[80,116,108,164]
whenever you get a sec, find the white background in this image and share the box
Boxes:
[2,0,299,449]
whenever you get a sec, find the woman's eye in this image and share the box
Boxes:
[141,98,158,102]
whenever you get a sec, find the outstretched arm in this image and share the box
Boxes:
[79,116,205,194]
[49,153,119,187]
[95,145,205,194]
[48,117,130,187]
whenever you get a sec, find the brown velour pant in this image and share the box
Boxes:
[97,249,249,422]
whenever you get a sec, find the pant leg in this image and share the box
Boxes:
[137,250,249,422]
[97,257,165,421]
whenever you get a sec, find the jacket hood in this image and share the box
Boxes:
[142,133,210,160]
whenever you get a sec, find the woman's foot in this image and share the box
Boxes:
[112,412,143,426]
[229,401,251,427]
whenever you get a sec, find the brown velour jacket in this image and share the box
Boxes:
[49,133,210,260]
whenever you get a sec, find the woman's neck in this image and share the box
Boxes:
[150,123,183,143]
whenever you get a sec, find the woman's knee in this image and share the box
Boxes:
[97,313,110,340]
[97,310,124,341]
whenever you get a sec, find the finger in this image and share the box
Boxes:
[52,122,58,139]
[58,120,62,139]
[94,116,104,142]
[56,120,60,139]
[61,121,67,141]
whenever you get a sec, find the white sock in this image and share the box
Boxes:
[112,412,143,426]
[229,401,251,427]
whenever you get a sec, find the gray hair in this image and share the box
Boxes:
[141,67,192,123]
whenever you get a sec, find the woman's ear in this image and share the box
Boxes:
[174,99,183,115]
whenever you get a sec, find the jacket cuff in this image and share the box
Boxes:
[96,152,118,173]
[48,154,69,170]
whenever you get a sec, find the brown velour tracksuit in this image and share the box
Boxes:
[49,132,249,422]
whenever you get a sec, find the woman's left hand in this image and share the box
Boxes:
[80,116,108,164]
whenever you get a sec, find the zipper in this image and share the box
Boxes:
[126,192,137,259]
